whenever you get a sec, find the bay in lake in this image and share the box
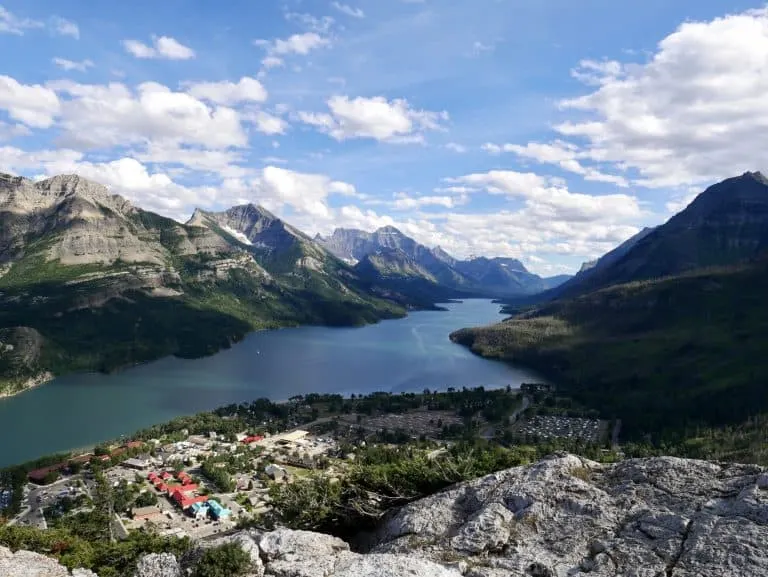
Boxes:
[0,299,543,467]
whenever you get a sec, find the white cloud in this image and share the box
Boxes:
[245,110,288,135]
[446,169,643,222]
[445,142,467,153]
[283,12,335,34]
[255,32,330,56]
[0,5,43,35]
[261,56,284,69]
[52,57,94,72]
[135,142,249,178]
[0,146,204,217]
[483,140,629,187]
[50,16,79,39]
[298,95,448,143]
[331,2,364,18]
[123,35,195,60]
[0,122,30,141]
[549,7,768,188]
[392,192,467,210]
[51,80,246,149]
[0,75,60,128]
[185,77,267,105]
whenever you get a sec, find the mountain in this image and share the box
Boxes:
[451,172,768,439]
[559,171,768,298]
[0,173,404,396]
[544,226,657,300]
[317,226,569,297]
[452,259,768,439]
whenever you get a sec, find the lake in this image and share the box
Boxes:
[0,299,543,467]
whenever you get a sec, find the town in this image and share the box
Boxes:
[1,386,611,541]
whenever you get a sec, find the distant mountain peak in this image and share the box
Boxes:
[740,170,768,185]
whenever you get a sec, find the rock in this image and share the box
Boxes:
[71,570,99,577]
[5,455,768,577]
[371,454,768,576]
[331,554,463,577]
[451,502,515,553]
[134,553,181,577]
[0,547,72,577]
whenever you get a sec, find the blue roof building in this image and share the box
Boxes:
[190,502,209,518]
[207,499,232,520]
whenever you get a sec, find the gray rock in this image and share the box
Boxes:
[331,554,463,577]
[371,454,768,577]
[134,553,181,577]
[0,547,72,577]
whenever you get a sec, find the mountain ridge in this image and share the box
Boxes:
[0,172,405,396]
[317,226,571,297]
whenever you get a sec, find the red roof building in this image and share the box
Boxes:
[148,472,158,482]
[125,441,143,449]
[241,435,264,444]
[172,491,208,509]
[160,472,173,480]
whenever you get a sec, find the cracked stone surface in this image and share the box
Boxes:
[372,454,767,576]
[4,455,767,576]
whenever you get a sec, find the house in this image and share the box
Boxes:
[132,505,164,522]
[172,490,208,510]
[160,471,173,480]
[207,500,231,520]
[265,464,288,482]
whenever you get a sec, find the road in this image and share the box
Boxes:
[11,476,86,529]
[480,395,531,440]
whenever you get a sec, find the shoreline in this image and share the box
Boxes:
[0,371,54,400]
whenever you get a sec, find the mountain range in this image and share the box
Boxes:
[0,171,573,396]
[0,173,406,396]
[452,170,768,439]
[316,227,570,297]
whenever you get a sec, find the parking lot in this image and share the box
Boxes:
[515,416,605,443]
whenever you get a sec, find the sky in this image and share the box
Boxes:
[1,0,766,275]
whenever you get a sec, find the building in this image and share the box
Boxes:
[265,464,288,482]
[132,505,164,522]
[207,499,232,520]
[172,490,208,510]
[190,502,210,519]
[276,430,309,445]
[241,435,264,445]
[122,457,150,470]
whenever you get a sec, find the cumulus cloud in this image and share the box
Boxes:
[244,110,288,135]
[0,5,43,35]
[446,169,643,222]
[0,75,60,128]
[52,57,94,72]
[547,7,768,189]
[123,36,195,60]
[482,140,629,187]
[298,95,448,143]
[51,80,246,149]
[185,77,267,105]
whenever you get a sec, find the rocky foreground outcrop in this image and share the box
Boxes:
[4,454,768,576]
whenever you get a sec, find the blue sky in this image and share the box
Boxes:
[1,1,766,274]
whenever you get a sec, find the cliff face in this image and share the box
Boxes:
[5,454,767,576]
